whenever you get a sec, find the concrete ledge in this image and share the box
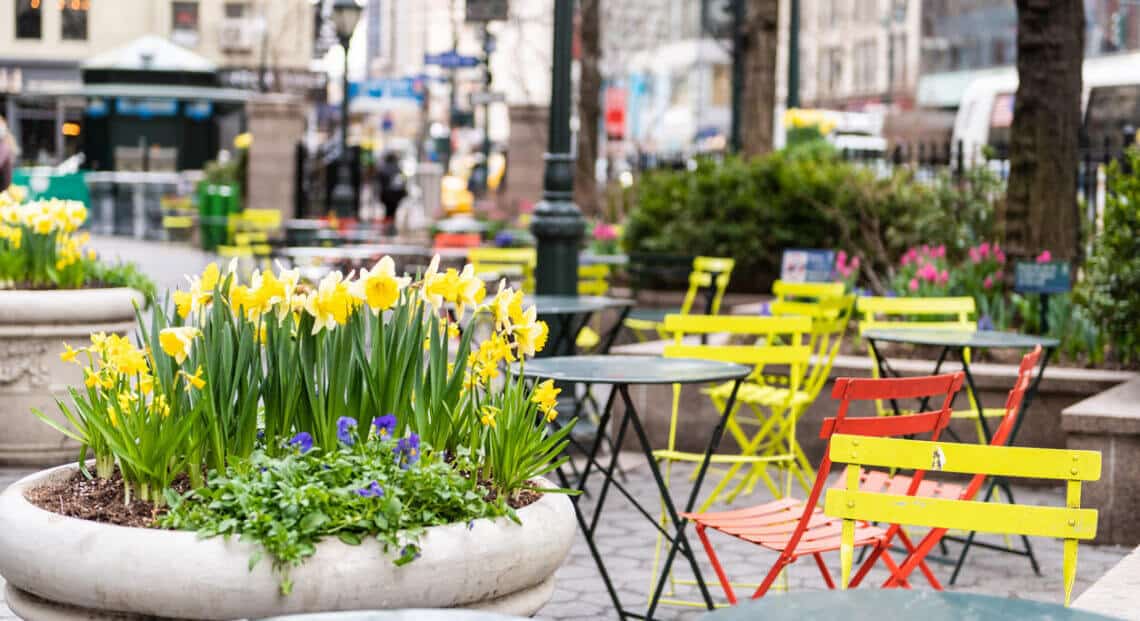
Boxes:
[1073,545,1140,619]
[1064,377,1140,546]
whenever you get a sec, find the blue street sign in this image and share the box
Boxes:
[347,78,424,102]
[780,249,836,283]
[1014,261,1072,294]
[424,50,480,69]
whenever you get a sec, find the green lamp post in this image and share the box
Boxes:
[329,0,364,218]
[529,0,584,297]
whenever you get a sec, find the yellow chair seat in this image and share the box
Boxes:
[163,215,193,229]
[652,448,792,465]
[952,407,1008,419]
[576,326,600,350]
[703,381,815,409]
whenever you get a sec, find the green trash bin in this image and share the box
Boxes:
[197,183,242,251]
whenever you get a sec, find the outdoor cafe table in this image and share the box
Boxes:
[861,328,1061,583]
[529,295,634,356]
[697,590,1117,620]
[517,355,751,621]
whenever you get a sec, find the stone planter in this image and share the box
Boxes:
[0,287,144,466]
[0,465,576,620]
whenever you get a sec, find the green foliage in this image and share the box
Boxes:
[90,261,157,302]
[1079,149,1140,363]
[624,151,1002,292]
[160,433,507,594]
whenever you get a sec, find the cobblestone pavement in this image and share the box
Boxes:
[0,461,1129,620]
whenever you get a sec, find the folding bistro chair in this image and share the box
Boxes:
[857,296,1000,443]
[826,389,1100,605]
[681,372,965,604]
[467,247,536,288]
[649,314,812,608]
[770,280,846,313]
[701,293,857,501]
[623,256,735,342]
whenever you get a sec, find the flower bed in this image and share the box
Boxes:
[0,254,578,617]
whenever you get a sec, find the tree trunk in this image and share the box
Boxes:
[575,0,602,217]
[740,0,780,159]
[1005,0,1084,260]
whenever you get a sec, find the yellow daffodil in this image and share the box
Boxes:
[172,290,194,319]
[180,365,206,390]
[513,306,548,357]
[453,264,487,317]
[153,394,170,418]
[353,255,410,313]
[159,326,201,364]
[112,346,149,377]
[84,367,101,388]
[59,343,81,364]
[532,379,560,421]
[420,255,445,310]
[480,405,500,428]
[106,406,119,429]
[305,271,354,334]
[234,133,253,150]
[139,373,154,394]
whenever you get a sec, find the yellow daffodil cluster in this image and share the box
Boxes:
[0,198,87,236]
[783,108,839,135]
[462,281,549,395]
[0,190,97,286]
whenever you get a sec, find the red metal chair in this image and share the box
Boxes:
[878,346,1043,589]
[681,372,966,603]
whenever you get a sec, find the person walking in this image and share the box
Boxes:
[375,152,408,236]
[0,117,17,190]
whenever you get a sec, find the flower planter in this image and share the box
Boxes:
[0,465,577,620]
[0,288,143,466]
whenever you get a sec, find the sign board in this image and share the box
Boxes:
[466,0,509,22]
[470,91,505,106]
[115,98,178,118]
[1014,261,1072,294]
[424,51,480,69]
[605,87,627,140]
[348,78,424,102]
[780,249,836,283]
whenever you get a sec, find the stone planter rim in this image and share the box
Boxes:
[0,286,144,327]
[0,463,575,619]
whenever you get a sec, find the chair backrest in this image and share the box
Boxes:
[661,314,812,452]
[769,373,965,562]
[577,263,611,296]
[468,247,536,285]
[680,256,736,317]
[856,296,976,333]
[825,418,1100,604]
[771,293,856,401]
[771,280,847,317]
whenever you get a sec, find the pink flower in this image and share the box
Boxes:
[938,270,949,285]
[918,263,938,282]
[934,245,946,259]
[909,278,919,292]
[850,256,860,270]
[995,248,1006,264]
[836,250,848,265]
[593,223,618,242]
[1036,250,1052,264]
[979,242,991,258]
[969,247,981,264]
[837,264,851,277]
[983,275,993,289]
[921,244,931,256]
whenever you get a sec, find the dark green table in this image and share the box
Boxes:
[861,328,1060,585]
[529,295,633,356]
[698,590,1119,620]
[518,355,750,620]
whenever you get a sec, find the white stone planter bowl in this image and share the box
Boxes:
[0,465,576,620]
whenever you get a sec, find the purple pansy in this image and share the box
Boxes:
[337,416,358,446]
[288,432,313,454]
[372,414,397,439]
[395,433,421,468]
[356,480,384,498]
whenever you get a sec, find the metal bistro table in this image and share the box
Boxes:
[518,355,751,620]
[861,328,1060,583]
[697,590,1119,621]
[530,295,634,356]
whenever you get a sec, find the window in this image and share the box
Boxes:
[16,0,42,40]
[225,2,247,18]
[172,1,199,45]
[60,0,90,41]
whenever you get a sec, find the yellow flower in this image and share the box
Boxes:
[31,214,53,235]
[353,255,410,313]
[180,365,206,390]
[234,133,253,150]
[532,379,560,421]
[490,283,525,331]
[200,262,221,291]
[112,347,149,377]
[427,268,462,302]
[453,264,486,317]
[480,405,500,428]
[107,406,119,429]
[116,390,136,411]
[513,307,548,357]
[84,367,101,388]
[172,290,194,319]
[159,326,201,364]
[419,255,445,310]
[59,343,81,364]
[139,373,154,394]
[304,271,354,334]
[448,323,461,340]
[153,394,170,418]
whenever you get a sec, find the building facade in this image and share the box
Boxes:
[1,0,319,164]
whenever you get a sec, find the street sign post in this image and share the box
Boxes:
[780,249,836,283]
[1014,260,1072,334]
[424,51,480,69]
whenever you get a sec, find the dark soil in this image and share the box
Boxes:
[24,469,181,528]
[26,468,540,529]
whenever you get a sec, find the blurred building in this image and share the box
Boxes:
[1,0,322,165]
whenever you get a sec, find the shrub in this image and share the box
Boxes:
[1079,149,1140,363]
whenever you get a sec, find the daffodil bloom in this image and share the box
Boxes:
[419,255,445,310]
[512,307,549,357]
[106,406,119,429]
[532,379,560,421]
[84,367,101,388]
[59,343,81,364]
[180,365,206,390]
[139,373,154,394]
[480,405,500,428]
[353,255,410,313]
[153,394,170,418]
[172,290,194,319]
[159,326,201,364]
[305,271,354,334]
[490,283,525,331]
[200,262,221,291]
[112,347,149,377]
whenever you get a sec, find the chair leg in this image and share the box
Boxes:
[751,556,789,599]
[895,526,943,590]
[813,553,836,589]
[694,524,738,605]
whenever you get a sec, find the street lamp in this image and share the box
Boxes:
[329,0,364,218]
[529,0,584,298]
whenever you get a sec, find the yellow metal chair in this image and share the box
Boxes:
[648,313,812,609]
[624,256,736,342]
[771,280,846,313]
[702,293,856,500]
[856,296,1001,441]
[825,434,1100,605]
[468,247,536,286]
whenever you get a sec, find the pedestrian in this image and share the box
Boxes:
[375,152,408,236]
[0,117,17,191]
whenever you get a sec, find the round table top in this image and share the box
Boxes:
[517,355,750,385]
[698,590,1118,620]
[261,609,524,621]
[863,328,1060,349]
[528,295,635,315]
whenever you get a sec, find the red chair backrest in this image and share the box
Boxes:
[778,372,966,560]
